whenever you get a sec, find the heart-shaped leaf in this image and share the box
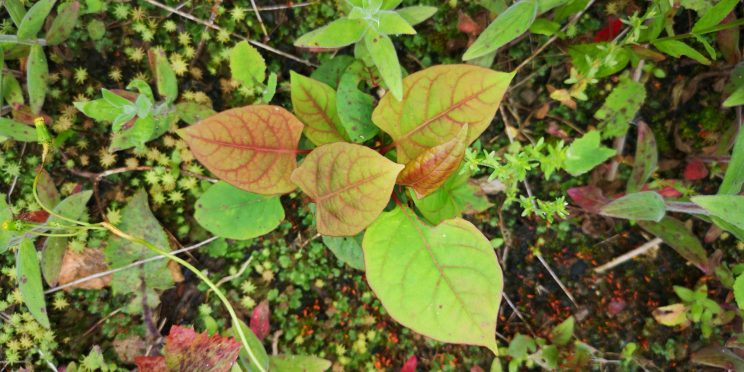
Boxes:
[600,191,666,222]
[398,125,468,198]
[290,142,403,236]
[363,207,503,354]
[17,238,50,328]
[179,105,304,195]
[373,65,512,162]
[290,72,347,145]
[194,182,284,240]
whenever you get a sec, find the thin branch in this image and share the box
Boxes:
[250,0,270,40]
[255,2,317,11]
[535,253,579,308]
[594,237,663,273]
[45,236,219,294]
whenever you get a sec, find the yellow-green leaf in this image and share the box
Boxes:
[294,19,368,49]
[27,44,48,114]
[365,29,403,100]
[230,41,266,88]
[290,72,347,145]
[16,0,56,40]
[290,142,403,236]
[17,239,50,328]
[372,65,513,162]
[462,0,538,60]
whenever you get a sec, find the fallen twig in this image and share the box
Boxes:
[594,237,663,274]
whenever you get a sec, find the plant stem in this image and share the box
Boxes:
[101,222,267,372]
[0,35,47,46]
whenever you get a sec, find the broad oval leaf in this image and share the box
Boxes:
[194,182,284,240]
[179,105,304,195]
[290,72,346,145]
[363,207,503,354]
[290,142,403,236]
[16,0,56,40]
[46,1,80,46]
[294,19,368,49]
[600,191,666,222]
[692,195,744,231]
[462,0,538,61]
[398,125,467,198]
[17,239,50,328]
[0,117,36,142]
[639,217,709,272]
[230,41,266,88]
[27,44,48,114]
[372,65,513,162]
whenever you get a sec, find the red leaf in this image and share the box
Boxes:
[136,326,241,372]
[401,355,417,372]
[593,17,622,42]
[458,12,480,35]
[684,159,708,180]
[250,300,270,341]
[17,210,50,223]
[567,186,609,213]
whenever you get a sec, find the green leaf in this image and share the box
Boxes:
[46,1,81,46]
[376,11,416,35]
[462,0,538,60]
[600,192,666,222]
[336,61,379,143]
[692,195,744,232]
[104,190,173,296]
[150,48,178,103]
[294,19,368,49]
[86,18,106,40]
[17,239,50,328]
[537,0,570,13]
[41,191,92,286]
[195,182,284,240]
[692,0,739,33]
[16,0,56,40]
[230,41,266,89]
[3,72,24,107]
[568,43,630,78]
[364,29,402,100]
[639,217,709,272]
[508,334,536,359]
[627,122,657,193]
[310,55,355,88]
[0,117,37,142]
[396,6,437,26]
[719,125,744,194]
[364,207,504,354]
[322,234,365,270]
[175,102,215,125]
[564,131,616,176]
[381,0,403,9]
[27,44,48,114]
[652,39,711,65]
[262,72,277,103]
[734,274,744,310]
[74,98,121,123]
[529,18,560,36]
[4,0,27,27]
[0,195,16,253]
[549,316,574,346]
[290,71,347,145]
[231,320,269,372]
[595,77,646,139]
[723,84,744,107]
[413,167,491,224]
[268,355,332,372]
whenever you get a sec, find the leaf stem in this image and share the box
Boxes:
[0,35,47,46]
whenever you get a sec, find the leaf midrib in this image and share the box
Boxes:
[184,133,298,154]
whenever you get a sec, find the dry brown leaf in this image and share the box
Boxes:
[113,336,146,364]
[57,249,112,290]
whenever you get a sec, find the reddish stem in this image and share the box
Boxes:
[295,148,313,155]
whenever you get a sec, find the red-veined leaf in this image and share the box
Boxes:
[290,142,403,236]
[179,105,304,195]
[397,125,468,198]
[372,65,513,163]
[290,71,347,145]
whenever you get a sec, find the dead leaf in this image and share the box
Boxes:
[168,260,184,283]
[113,336,146,364]
[535,103,550,119]
[652,303,690,328]
[57,249,111,290]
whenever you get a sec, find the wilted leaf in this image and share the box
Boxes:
[230,41,266,88]
[639,217,709,272]
[398,125,468,198]
[290,72,347,145]
[268,355,332,372]
[549,316,574,346]
[652,303,689,327]
[373,65,513,162]
[413,166,491,224]
[595,77,646,139]
[195,182,284,240]
[600,192,666,222]
[567,186,610,213]
[0,117,36,142]
[336,61,379,143]
[113,336,146,364]
[104,190,173,296]
[46,1,80,46]
[322,234,365,270]
[294,19,367,49]
[564,131,616,176]
[179,105,304,195]
[27,44,48,114]
[290,142,403,236]
[462,0,538,60]
[57,248,111,290]
[250,300,270,341]
[627,122,657,192]
[17,239,50,328]
[692,195,744,232]
[16,0,56,40]
[41,190,93,286]
[136,326,241,372]
[363,207,503,354]
[691,345,744,370]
